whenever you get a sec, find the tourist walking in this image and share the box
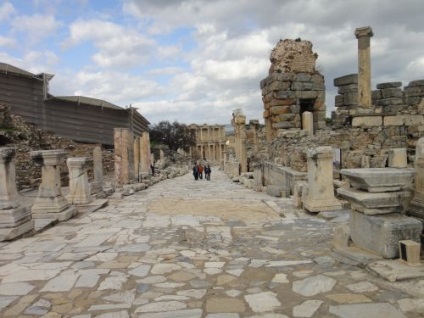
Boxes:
[192,164,199,180]
[198,163,204,180]
[205,164,211,181]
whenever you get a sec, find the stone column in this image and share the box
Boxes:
[232,109,247,173]
[67,157,93,205]
[408,138,424,220]
[250,119,259,153]
[303,146,341,212]
[91,145,104,195]
[134,137,140,182]
[355,26,374,107]
[0,148,34,241]
[114,128,134,186]
[30,149,77,221]
[140,131,151,176]
[302,111,314,135]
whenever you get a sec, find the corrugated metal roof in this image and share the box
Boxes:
[0,63,35,77]
[47,96,123,110]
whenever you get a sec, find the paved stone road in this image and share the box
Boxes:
[1,168,424,317]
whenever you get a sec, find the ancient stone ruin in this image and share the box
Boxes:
[261,38,326,141]
[225,25,424,267]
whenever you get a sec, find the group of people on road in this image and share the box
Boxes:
[193,161,211,181]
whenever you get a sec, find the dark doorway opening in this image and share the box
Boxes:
[299,99,315,131]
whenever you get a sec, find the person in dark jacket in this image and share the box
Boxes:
[193,164,199,180]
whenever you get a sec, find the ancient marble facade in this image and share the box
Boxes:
[188,124,227,164]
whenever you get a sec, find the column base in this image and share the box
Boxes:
[303,197,342,213]
[0,205,32,227]
[32,205,78,222]
[0,219,34,242]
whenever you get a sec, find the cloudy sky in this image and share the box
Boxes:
[1,0,423,125]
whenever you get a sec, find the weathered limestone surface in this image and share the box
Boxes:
[302,111,314,135]
[0,147,33,241]
[337,188,411,215]
[303,147,341,212]
[339,167,421,259]
[30,149,77,221]
[261,39,326,142]
[114,128,135,186]
[140,132,152,176]
[349,211,422,258]
[388,148,407,168]
[355,26,374,108]
[408,137,424,221]
[90,145,104,196]
[340,168,415,193]
[232,109,247,174]
[67,157,93,205]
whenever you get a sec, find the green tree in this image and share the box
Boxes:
[149,120,196,152]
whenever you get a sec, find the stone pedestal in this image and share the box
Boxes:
[339,168,422,259]
[349,211,421,259]
[30,149,77,221]
[0,147,34,241]
[67,157,93,205]
[302,146,341,212]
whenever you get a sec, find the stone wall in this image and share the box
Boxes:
[261,39,326,142]
[0,104,114,190]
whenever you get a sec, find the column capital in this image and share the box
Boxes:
[67,157,91,169]
[30,149,68,166]
[355,26,373,39]
[0,147,15,163]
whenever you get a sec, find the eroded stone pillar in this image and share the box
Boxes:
[232,109,247,174]
[303,146,341,212]
[134,137,140,182]
[408,138,424,221]
[114,128,134,186]
[67,157,93,205]
[0,147,34,241]
[355,26,374,107]
[30,149,77,221]
[140,131,151,175]
[91,145,104,195]
[302,111,314,135]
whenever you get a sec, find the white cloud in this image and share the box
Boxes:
[11,14,61,42]
[0,2,15,21]
[50,70,165,107]
[64,19,156,68]
[0,36,15,48]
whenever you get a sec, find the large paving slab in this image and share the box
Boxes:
[0,168,423,317]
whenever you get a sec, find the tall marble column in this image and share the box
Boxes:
[303,146,341,212]
[355,26,374,107]
[67,157,93,205]
[30,149,77,221]
[0,147,34,241]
